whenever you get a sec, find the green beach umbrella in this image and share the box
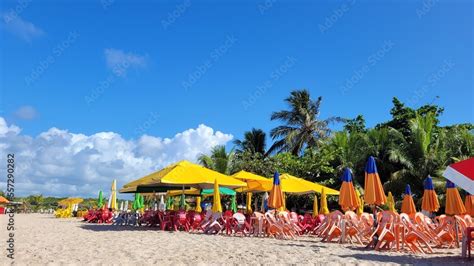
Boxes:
[166,196,172,210]
[231,194,237,213]
[201,187,236,196]
[132,193,140,210]
[139,194,145,209]
[98,190,104,208]
[180,194,186,209]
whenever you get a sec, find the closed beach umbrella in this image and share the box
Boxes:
[339,168,359,211]
[421,176,440,213]
[387,192,397,213]
[124,200,128,211]
[445,180,466,215]
[110,179,117,210]
[98,190,104,209]
[364,156,386,206]
[246,192,253,214]
[231,195,237,213]
[0,196,9,204]
[212,179,222,213]
[120,201,124,211]
[280,193,286,211]
[166,196,172,210]
[313,194,319,217]
[465,194,474,216]
[195,196,202,212]
[320,188,329,215]
[356,189,364,215]
[132,193,140,210]
[268,172,284,209]
[179,194,186,210]
[401,185,416,214]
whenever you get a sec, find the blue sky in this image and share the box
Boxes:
[0,1,473,196]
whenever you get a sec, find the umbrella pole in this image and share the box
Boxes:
[454,218,460,248]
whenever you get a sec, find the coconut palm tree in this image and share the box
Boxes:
[198,145,234,174]
[269,89,345,155]
[233,128,268,156]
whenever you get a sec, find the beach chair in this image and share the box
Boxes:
[250,212,265,237]
[160,211,175,231]
[400,213,433,254]
[203,212,224,234]
[229,212,250,236]
[320,211,344,243]
[174,210,190,231]
[264,211,286,239]
[343,211,364,245]
[370,211,399,251]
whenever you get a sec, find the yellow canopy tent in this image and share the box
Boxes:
[233,170,339,195]
[120,160,246,193]
[58,198,83,206]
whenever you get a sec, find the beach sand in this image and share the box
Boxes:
[0,214,467,265]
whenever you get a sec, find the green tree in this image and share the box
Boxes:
[198,145,234,174]
[344,115,366,133]
[233,128,268,156]
[269,90,344,155]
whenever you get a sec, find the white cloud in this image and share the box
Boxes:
[14,105,38,120]
[104,48,147,76]
[0,117,233,197]
[2,15,44,42]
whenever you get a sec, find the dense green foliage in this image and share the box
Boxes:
[204,91,474,211]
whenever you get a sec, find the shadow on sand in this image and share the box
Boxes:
[79,224,168,232]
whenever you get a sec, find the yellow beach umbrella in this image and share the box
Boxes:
[110,179,117,210]
[320,188,329,215]
[121,160,246,192]
[195,196,202,213]
[246,192,252,214]
[356,189,364,215]
[233,171,339,195]
[387,192,397,213]
[313,194,319,217]
[212,179,222,213]
[167,188,201,197]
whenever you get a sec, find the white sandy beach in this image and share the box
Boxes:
[0,214,467,265]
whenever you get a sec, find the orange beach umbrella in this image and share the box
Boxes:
[465,194,474,216]
[338,168,359,211]
[364,156,386,206]
[421,176,439,213]
[445,180,466,215]
[268,172,284,209]
[401,184,416,214]
[0,196,9,204]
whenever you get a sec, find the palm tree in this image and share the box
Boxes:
[269,90,345,155]
[233,128,268,156]
[198,145,234,174]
